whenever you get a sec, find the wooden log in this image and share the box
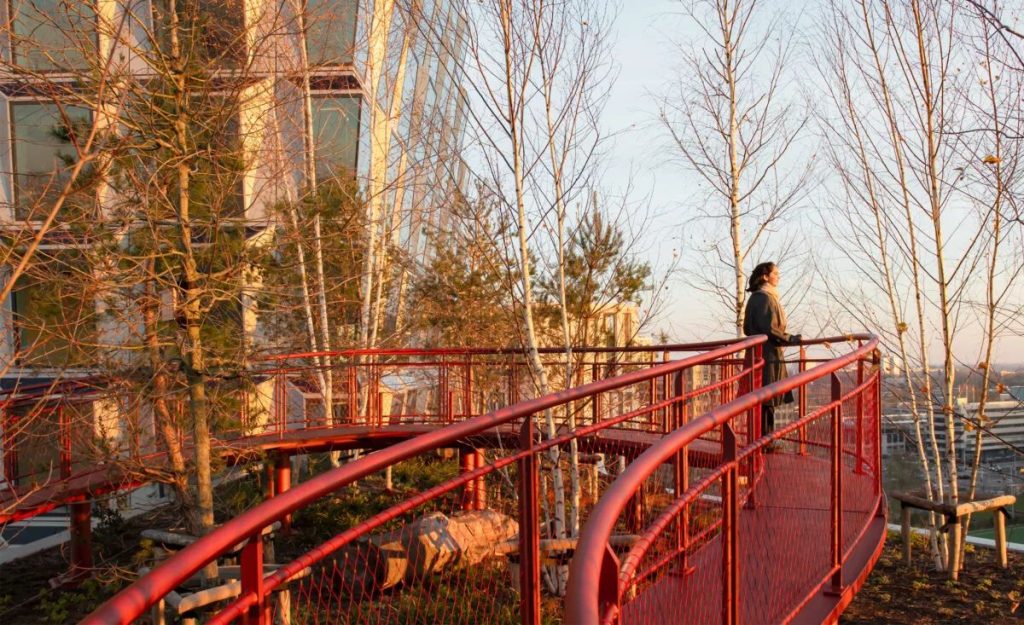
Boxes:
[995,507,1009,569]
[334,510,519,595]
[901,505,912,565]
[953,495,1016,517]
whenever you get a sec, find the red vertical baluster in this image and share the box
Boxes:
[855,354,865,475]
[673,370,690,572]
[799,345,808,455]
[830,373,844,593]
[598,544,622,625]
[518,416,540,625]
[721,422,739,625]
[59,404,71,479]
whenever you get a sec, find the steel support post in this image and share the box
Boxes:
[241,534,267,625]
[721,423,739,625]
[59,405,71,479]
[460,447,476,512]
[518,417,541,625]
[275,453,292,533]
[673,371,689,564]
[799,346,808,455]
[70,501,93,575]
[474,449,486,510]
[830,373,844,593]
[875,372,883,496]
[855,357,865,475]
[598,544,622,625]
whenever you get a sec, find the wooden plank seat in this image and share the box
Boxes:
[892,491,1015,580]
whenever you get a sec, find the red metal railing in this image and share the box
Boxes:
[80,337,765,625]
[0,341,743,522]
[565,335,884,625]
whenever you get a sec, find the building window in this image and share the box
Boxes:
[9,0,95,71]
[306,0,358,66]
[312,95,360,183]
[151,0,246,67]
[10,102,93,221]
[11,250,96,367]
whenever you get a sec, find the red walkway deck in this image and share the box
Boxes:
[619,453,885,625]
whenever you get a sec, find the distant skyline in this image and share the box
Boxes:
[599,0,1024,364]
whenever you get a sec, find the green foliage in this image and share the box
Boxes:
[538,208,651,345]
[407,193,520,348]
[260,177,367,350]
[38,578,122,625]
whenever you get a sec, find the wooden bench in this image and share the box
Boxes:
[893,491,1015,581]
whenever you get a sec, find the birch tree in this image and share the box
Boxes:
[659,0,811,335]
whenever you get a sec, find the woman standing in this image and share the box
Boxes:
[743,261,801,436]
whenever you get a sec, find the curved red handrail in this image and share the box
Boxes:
[564,334,879,624]
[80,336,767,625]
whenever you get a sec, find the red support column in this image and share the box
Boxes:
[460,447,476,512]
[275,454,292,533]
[70,501,93,576]
[830,373,844,593]
[721,423,739,625]
[473,449,486,511]
[518,417,541,625]
[598,544,622,625]
[240,534,267,625]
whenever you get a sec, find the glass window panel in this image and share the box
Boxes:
[312,95,360,182]
[11,251,96,367]
[306,0,358,65]
[10,0,95,71]
[150,0,245,68]
[11,102,93,220]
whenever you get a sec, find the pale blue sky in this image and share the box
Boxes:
[597,1,1024,364]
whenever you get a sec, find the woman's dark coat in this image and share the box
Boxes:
[743,290,797,407]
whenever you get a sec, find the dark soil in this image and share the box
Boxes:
[842,532,1024,624]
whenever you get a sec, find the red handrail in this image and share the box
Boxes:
[564,334,879,624]
[81,336,767,625]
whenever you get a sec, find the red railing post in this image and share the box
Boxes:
[599,544,622,625]
[59,404,71,479]
[672,370,690,571]
[274,373,286,435]
[465,358,474,418]
[855,356,865,475]
[721,422,739,625]
[240,534,267,625]
[349,362,358,425]
[875,368,883,496]
[830,373,844,593]
[518,416,541,625]
[798,345,808,455]
[1,405,15,487]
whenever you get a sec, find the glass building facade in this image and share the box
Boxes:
[0,0,467,377]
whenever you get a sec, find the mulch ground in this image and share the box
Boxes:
[842,532,1024,624]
